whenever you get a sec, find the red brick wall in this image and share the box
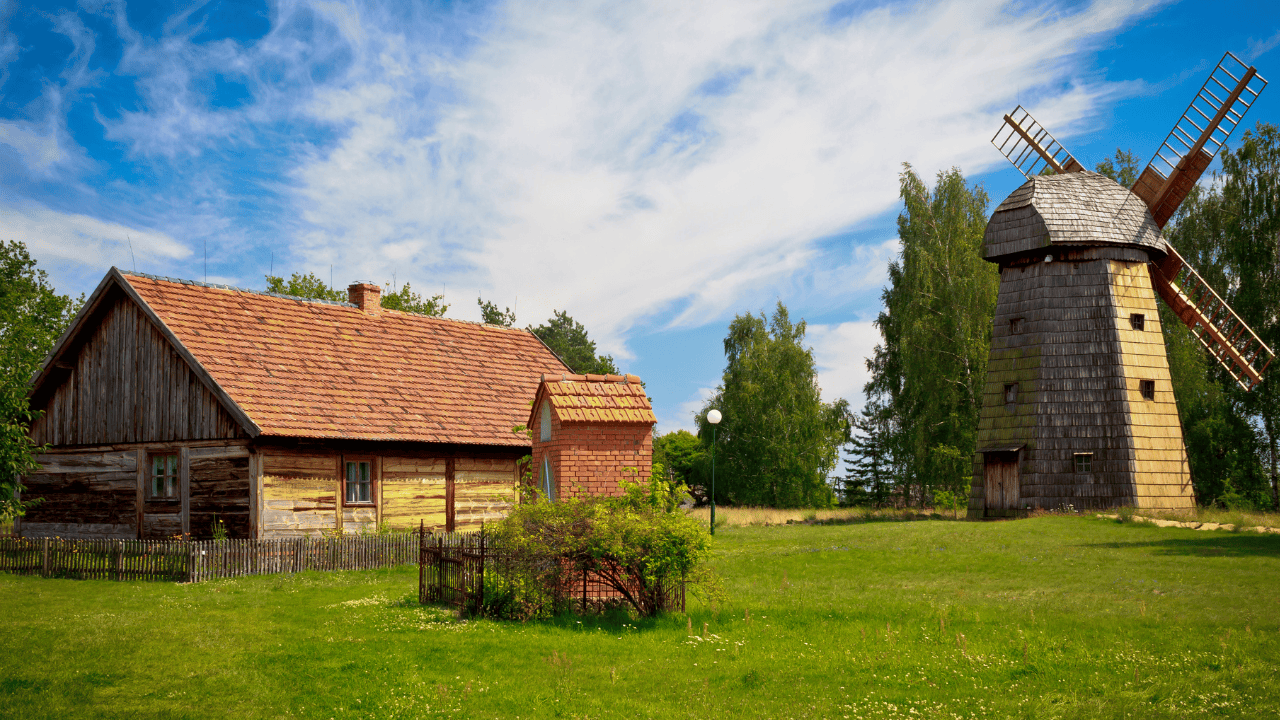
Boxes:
[531,396,653,500]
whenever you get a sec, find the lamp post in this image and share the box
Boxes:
[706,409,721,535]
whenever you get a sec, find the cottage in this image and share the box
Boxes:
[18,268,569,539]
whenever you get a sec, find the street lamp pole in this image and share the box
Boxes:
[706,409,722,535]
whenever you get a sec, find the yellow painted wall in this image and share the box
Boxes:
[381,457,447,531]
[455,458,517,531]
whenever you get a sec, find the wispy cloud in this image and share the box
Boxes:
[284,0,1159,355]
[0,203,189,269]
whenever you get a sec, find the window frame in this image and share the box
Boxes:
[540,400,552,442]
[541,454,556,503]
[1009,318,1024,335]
[1003,382,1018,405]
[1130,313,1145,331]
[1139,380,1156,401]
[342,458,375,506]
[148,452,180,501]
[1073,453,1093,474]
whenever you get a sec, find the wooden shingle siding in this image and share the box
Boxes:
[30,294,243,447]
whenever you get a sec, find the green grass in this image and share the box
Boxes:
[3,515,1280,719]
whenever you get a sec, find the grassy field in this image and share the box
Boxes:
[2,514,1279,719]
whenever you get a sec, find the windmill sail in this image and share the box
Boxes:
[1135,53,1275,390]
[1150,247,1275,390]
[991,106,1084,178]
[1133,52,1267,229]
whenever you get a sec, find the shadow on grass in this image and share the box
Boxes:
[1081,533,1280,558]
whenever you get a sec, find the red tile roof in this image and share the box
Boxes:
[122,273,569,446]
[530,373,657,425]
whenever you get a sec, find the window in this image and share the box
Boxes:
[150,454,179,499]
[1130,313,1145,331]
[1074,453,1093,473]
[1009,318,1023,335]
[541,455,556,502]
[1140,380,1155,400]
[345,461,372,504]
[1004,383,1018,404]
[540,400,552,442]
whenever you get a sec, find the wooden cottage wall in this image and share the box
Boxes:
[257,447,520,538]
[30,293,243,447]
[20,441,254,539]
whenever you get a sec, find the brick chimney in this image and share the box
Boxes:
[348,283,382,313]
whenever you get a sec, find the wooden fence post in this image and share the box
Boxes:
[41,537,49,578]
[418,520,425,605]
[113,540,122,582]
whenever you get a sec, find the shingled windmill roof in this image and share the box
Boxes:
[983,171,1169,261]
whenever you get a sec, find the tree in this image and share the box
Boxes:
[264,272,345,302]
[0,241,82,518]
[653,429,706,503]
[695,302,851,508]
[529,311,618,375]
[478,297,516,326]
[1094,148,1142,188]
[842,402,898,507]
[380,283,447,316]
[865,165,996,506]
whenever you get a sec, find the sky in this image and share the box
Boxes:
[3,0,1280,435]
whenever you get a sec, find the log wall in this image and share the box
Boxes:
[20,442,254,540]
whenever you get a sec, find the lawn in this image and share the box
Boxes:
[2,515,1279,719]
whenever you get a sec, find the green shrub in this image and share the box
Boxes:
[486,463,713,618]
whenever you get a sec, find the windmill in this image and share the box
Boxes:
[969,52,1275,518]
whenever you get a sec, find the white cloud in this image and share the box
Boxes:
[285,0,1160,357]
[0,203,190,269]
[659,384,719,435]
[808,320,881,410]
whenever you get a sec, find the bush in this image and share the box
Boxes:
[485,464,713,618]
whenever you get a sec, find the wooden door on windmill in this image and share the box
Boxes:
[983,451,1020,513]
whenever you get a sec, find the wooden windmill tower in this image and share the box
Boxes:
[969,52,1276,518]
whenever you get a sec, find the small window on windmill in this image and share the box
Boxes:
[1140,380,1156,401]
[1074,453,1093,473]
[1004,383,1018,405]
[1010,318,1023,335]
[540,400,552,441]
[1130,313,1145,331]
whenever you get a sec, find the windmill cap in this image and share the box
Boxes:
[983,171,1170,262]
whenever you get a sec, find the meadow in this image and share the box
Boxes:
[2,514,1279,719]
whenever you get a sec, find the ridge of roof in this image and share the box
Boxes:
[123,270,358,308]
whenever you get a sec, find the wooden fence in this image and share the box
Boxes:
[0,534,423,582]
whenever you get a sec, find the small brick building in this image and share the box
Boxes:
[528,374,657,500]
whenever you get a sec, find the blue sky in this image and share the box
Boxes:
[3,0,1280,434]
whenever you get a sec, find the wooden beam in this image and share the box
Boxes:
[136,447,146,540]
[180,446,191,537]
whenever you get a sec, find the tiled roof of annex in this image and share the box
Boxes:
[529,373,657,426]
[122,273,570,446]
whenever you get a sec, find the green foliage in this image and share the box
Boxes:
[487,468,711,617]
[478,296,516,326]
[0,241,82,519]
[865,165,996,506]
[1162,123,1280,507]
[264,272,345,302]
[1093,148,1142,189]
[211,516,228,542]
[529,310,618,375]
[379,282,447,316]
[652,430,707,503]
[696,303,851,508]
[843,402,899,506]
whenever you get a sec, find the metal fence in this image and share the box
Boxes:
[0,534,423,582]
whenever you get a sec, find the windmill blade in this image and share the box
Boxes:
[1133,52,1268,228]
[991,105,1085,179]
[1150,247,1275,391]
